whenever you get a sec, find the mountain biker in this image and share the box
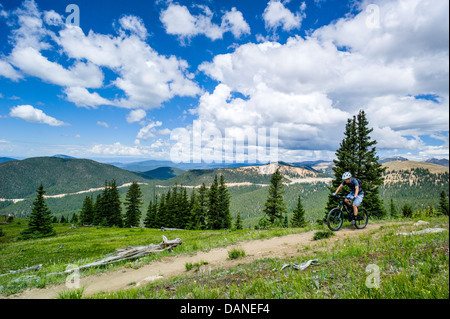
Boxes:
[333,172,364,225]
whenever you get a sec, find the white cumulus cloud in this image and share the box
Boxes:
[9,105,69,126]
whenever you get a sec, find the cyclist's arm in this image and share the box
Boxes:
[334,184,343,195]
[354,186,359,197]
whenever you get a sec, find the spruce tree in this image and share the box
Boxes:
[401,204,413,218]
[20,184,55,239]
[325,117,358,214]
[124,182,143,227]
[389,198,399,218]
[263,168,287,224]
[158,194,168,228]
[291,194,307,228]
[188,183,208,230]
[207,175,220,229]
[325,110,386,219]
[234,212,243,230]
[354,110,386,218]
[218,175,232,229]
[438,190,449,216]
[80,195,95,225]
[144,199,158,228]
[179,186,191,228]
[107,180,123,227]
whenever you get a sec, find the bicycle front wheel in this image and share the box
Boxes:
[327,208,343,231]
[354,208,368,229]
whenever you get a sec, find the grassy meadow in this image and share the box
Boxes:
[0,217,310,296]
[1,215,448,299]
[89,216,449,299]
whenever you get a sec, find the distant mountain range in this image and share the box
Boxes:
[425,158,449,167]
[0,157,153,199]
[0,156,448,225]
[379,156,409,163]
[0,157,17,164]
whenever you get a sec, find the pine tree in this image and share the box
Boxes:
[179,186,191,228]
[20,184,55,239]
[60,215,67,224]
[325,110,386,219]
[80,195,95,225]
[207,175,220,229]
[124,182,143,227]
[70,213,79,224]
[263,168,287,224]
[144,199,158,228]
[234,212,243,230]
[438,190,449,216]
[188,183,208,230]
[291,195,307,228]
[158,194,168,228]
[218,175,232,229]
[354,110,386,218]
[389,198,399,218]
[325,117,358,215]
[401,204,413,218]
[107,180,123,228]
[93,193,104,226]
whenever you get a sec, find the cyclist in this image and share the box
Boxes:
[333,172,364,225]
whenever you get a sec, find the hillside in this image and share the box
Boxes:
[159,162,329,187]
[0,157,153,199]
[142,167,185,180]
[0,157,17,164]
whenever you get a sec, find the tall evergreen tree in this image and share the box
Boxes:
[158,194,168,228]
[188,183,208,230]
[401,204,413,218]
[291,194,307,228]
[234,212,243,230]
[263,168,287,224]
[207,175,220,229]
[107,180,123,227]
[325,110,386,219]
[179,186,191,228]
[80,195,95,225]
[20,184,56,239]
[438,190,449,216]
[218,175,232,229]
[124,182,143,227]
[144,199,158,228]
[389,198,399,218]
[93,193,104,226]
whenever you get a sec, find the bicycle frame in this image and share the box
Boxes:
[336,196,355,222]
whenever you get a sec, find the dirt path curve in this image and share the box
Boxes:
[6,222,391,299]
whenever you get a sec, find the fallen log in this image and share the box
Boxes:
[0,264,42,277]
[280,259,319,272]
[47,236,182,276]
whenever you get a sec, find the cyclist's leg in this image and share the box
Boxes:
[345,193,354,207]
[352,194,364,217]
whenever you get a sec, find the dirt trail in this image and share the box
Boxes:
[5,223,389,299]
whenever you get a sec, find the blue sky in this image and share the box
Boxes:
[0,0,448,163]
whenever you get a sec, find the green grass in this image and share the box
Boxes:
[0,218,310,295]
[87,216,449,299]
[228,248,246,260]
[313,230,335,240]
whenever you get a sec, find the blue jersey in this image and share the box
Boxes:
[342,178,364,194]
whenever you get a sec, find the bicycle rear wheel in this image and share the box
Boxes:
[327,208,343,231]
[354,208,368,229]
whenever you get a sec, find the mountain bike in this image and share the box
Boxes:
[326,195,368,231]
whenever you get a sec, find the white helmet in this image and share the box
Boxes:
[342,172,352,180]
